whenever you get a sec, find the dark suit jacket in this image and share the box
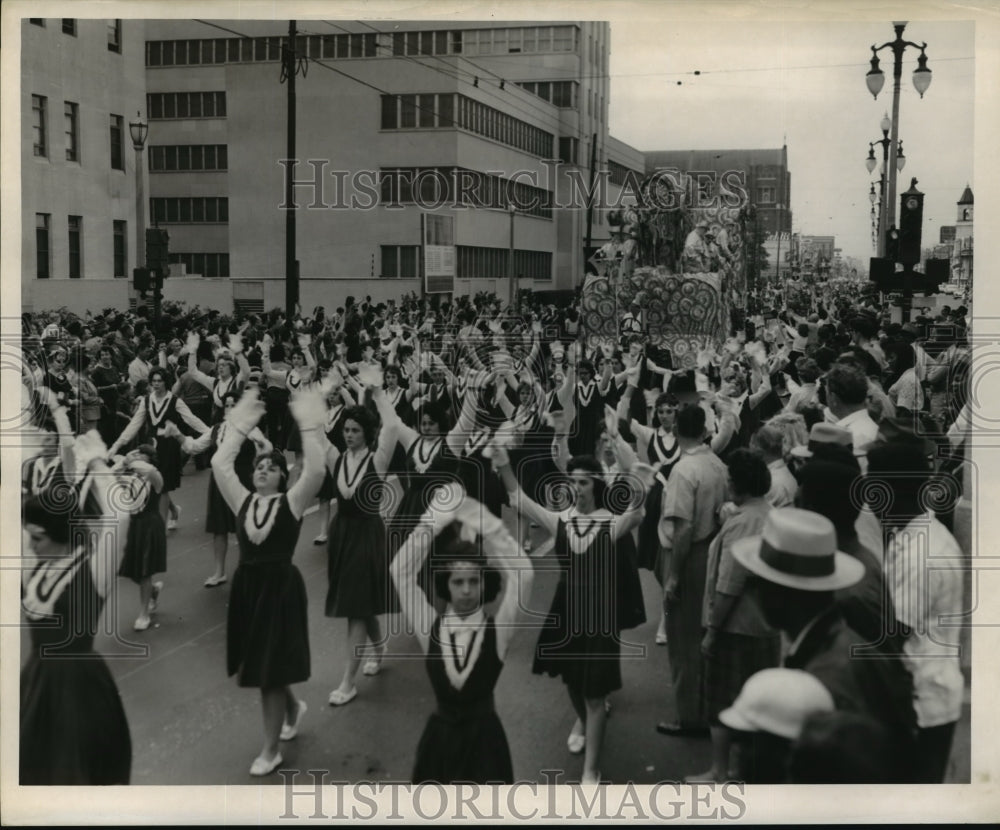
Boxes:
[784,606,918,782]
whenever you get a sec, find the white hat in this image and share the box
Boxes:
[719,668,835,739]
[731,507,864,591]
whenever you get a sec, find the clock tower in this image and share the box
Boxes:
[897,178,924,265]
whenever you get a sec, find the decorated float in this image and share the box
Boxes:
[582,170,752,369]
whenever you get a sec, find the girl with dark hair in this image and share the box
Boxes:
[258,339,292,451]
[264,338,316,478]
[21,431,133,784]
[183,331,248,423]
[322,394,398,705]
[113,444,168,631]
[166,391,273,587]
[494,445,647,784]
[107,365,210,529]
[210,386,327,776]
[311,376,357,545]
[390,489,532,783]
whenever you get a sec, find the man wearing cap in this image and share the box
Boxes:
[656,405,729,738]
[733,508,918,781]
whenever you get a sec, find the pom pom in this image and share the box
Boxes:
[356,363,384,388]
[288,387,327,432]
[72,429,108,472]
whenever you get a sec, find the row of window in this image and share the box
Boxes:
[29,18,121,51]
[147,91,227,120]
[515,80,577,109]
[35,214,127,279]
[380,93,554,159]
[149,144,228,172]
[146,33,378,66]
[145,26,579,67]
[380,244,552,280]
[379,167,553,219]
[150,197,229,224]
[168,252,230,278]
[31,95,124,169]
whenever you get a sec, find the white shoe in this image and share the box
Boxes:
[362,658,382,677]
[249,752,283,776]
[280,700,307,741]
[567,732,586,754]
[313,534,328,545]
[134,615,151,631]
[328,687,357,706]
[148,581,163,613]
[167,517,178,531]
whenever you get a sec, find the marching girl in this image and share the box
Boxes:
[113,444,168,631]
[495,440,647,784]
[264,339,316,479]
[568,359,607,458]
[322,391,398,706]
[210,386,327,776]
[107,366,210,528]
[21,431,133,784]
[312,368,356,546]
[184,332,248,423]
[390,487,532,784]
[165,392,272,587]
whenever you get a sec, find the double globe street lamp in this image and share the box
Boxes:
[865,111,905,256]
[865,21,930,258]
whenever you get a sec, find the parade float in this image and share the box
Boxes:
[581,170,752,369]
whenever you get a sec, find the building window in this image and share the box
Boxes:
[30,18,44,26]
[113,220,126,277]
[108,19,122,52]
[168,252,230,278]
[147,91,226,120]
[757,186,776,204]
[150,197,229,224]
[68,216,82,278]
[380,245,420,278]
[558,137,578,165]
[32,95,47,157]
[110,114,124,170]
[36,214,50,279]
[64,102,79,162]
[456,245,551,280]
[62,19,76,36]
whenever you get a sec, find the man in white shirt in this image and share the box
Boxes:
[127,344,154,387]
[750,424,798,507]
[866,442,966,782]
[824,364,879,470]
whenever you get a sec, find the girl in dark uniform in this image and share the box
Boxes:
[113,444,168,631]
[390,487,533,783]
[322,395,398,706]
[169,392,272,587]
[21,431,132,785]
[496,448,646,784]
[108,366,210,529]
[311,376,356,546]
[210,386,328,776]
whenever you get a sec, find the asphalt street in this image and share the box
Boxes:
[20,463,970,786]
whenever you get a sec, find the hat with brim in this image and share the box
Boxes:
[719,668,835,739]
[789,423,854,459]
[732,507,864,591]
[696,220,709,229]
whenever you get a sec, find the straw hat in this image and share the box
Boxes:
[731,507,865,591]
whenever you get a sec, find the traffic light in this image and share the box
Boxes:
[145,228,170,277]
[898,179,924,265]
[132,267,151,292]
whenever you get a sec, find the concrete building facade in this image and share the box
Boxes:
[21,17,146,309]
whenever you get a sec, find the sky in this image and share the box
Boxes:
[607,16,975,262]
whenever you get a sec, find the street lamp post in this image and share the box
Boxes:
[128,112,150,313]
[865,112,904,257]
[507,203,517,313]
[865,21,930,253]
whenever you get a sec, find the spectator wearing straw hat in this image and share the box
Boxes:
[733,508,918,782]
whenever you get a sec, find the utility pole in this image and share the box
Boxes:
[583,132,598,285]
[283,21,300,319]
